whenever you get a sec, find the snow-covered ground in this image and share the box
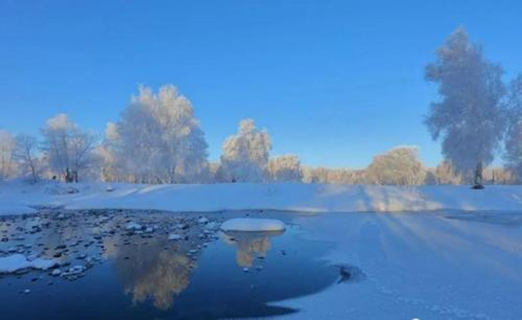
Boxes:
[277,211,522,319]
[1,181,522,318]
[2,180,522,215]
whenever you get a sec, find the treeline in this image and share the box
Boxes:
[303,162,514,185]
[0,114,514,185]
[2,27,522,186]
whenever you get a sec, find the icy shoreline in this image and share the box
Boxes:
[1,181,522,215]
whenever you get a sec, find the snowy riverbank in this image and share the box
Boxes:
[1,181,522,215]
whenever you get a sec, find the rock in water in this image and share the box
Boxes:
[168,234,182,241]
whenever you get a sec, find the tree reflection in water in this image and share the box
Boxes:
[112,237,193,310]
[221,230,284,267]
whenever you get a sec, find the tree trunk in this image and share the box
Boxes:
[472,162,484,189]
[65,168,73,183]
[30,165,37,183]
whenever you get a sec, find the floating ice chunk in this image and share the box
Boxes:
[0,254,59,274]
[197,217,209,224]
[220,218,285,232]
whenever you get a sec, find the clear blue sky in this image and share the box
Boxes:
[1,0,521,168]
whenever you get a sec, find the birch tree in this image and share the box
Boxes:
[41,114,96,182]
[424,28,505,187]
[13,134,40,182]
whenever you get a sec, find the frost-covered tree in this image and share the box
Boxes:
[433,160,462,185]
[424,28,505,187]
[483,167,514,185]
[302,167,366,184]
[0,130,16,180]
[95,122,122,182]
[218,119,271,182]
[13,134,40,182]
[366,146,426,185]
[267,155,303,182]
[41,114,97,182]
[115,85,209,183]
[503,74,522,182]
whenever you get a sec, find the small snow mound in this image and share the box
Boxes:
[220,218,285,232]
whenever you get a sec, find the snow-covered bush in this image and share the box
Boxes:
[114,85,209,184]
[217,119,271,183]
[267,155,303,182]
[366,146,426,185]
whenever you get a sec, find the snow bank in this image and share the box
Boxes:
[221,218,285,232]
[272,212,522,319]
[2,180,522,214]
[0,254,59,273]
